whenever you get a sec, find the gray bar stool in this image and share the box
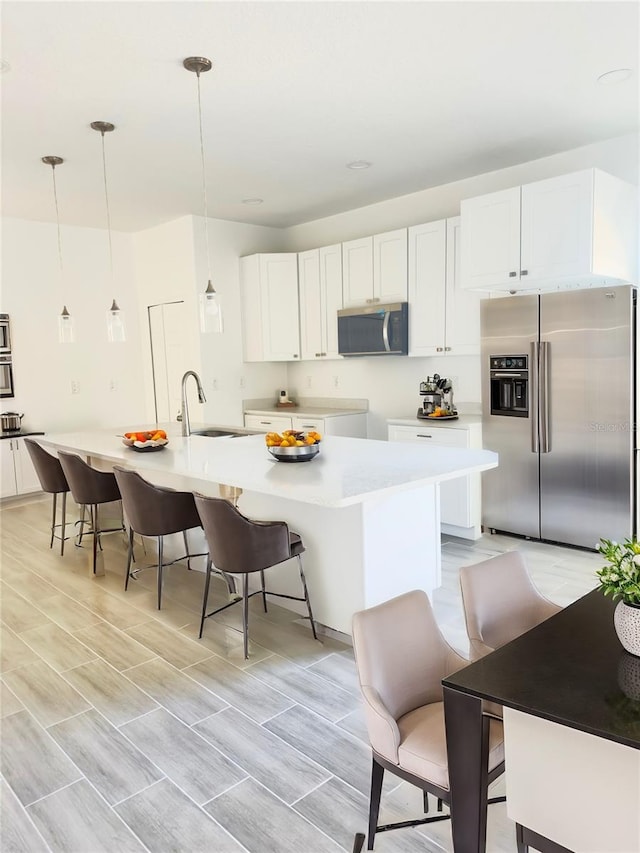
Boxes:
[24,438,73,555]
[113,466,205,610]
[58,451,123,574]
[194,493,318,659]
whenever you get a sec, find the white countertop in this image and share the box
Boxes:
[245,406,368,418]
[38,431,497,509]
[387,415,482,430]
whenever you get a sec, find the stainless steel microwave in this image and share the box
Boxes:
[337,302,408,356]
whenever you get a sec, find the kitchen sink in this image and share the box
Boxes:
[191,428,242,438]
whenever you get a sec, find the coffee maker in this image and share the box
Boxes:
[417,375,457,419]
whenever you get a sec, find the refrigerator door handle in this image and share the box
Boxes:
[540,341,550,453]
[531,340,539,453]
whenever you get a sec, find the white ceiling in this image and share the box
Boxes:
[1,1,638,232]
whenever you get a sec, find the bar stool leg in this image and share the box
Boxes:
[76,504,87,547]
[199,558,213,638]
[157,536,164,610]
[91,504,99,574]
[124,527,135,590]
[260,570,268,612]
[50,493,57,549]
[423,791,429,814]
[242,574,250,660]
[297,555,318,640]
[183,530,192,571]
[60,492,67,556]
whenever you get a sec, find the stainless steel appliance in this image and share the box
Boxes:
[338,302,408,356]
[0,315,11,354]
[481,285,635,549]
[0,358,15,399]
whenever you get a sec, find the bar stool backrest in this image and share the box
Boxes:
[194,494,291,574]
[58,451,121,506]
[113,466,200,537]
[24,439,68,494]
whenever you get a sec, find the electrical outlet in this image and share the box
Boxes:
[71,380,80,395]
[109,379,116,392]
[332,375,339,388]
[306,375,312,389]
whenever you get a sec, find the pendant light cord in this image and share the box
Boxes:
[99,131,114,283]
[195,71,213,283]
[51,166,64,279]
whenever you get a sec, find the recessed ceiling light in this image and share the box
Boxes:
[242,198,263,205]
[597,68,633,85]
[0,60,11,74]
[346,160,372,170]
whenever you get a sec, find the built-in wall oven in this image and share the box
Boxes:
[0,315,11,354]
[0,357,15,398]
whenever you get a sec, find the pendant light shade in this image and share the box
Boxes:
[91,120,126,343]
[43,155,75,344]
[184,56,223,335]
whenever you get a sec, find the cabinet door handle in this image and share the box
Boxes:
[260,421,271,425]
[366,298,373,304]
[293,354,299,358]
[321,352,327,357]
[300,424,316,428]
[444,346,452,351]
[372,297,380,303]
[416,434,432,439]
[520,269,528,276]
[436,347,444,352]
[315,353,322,357]
[509,271,518,277]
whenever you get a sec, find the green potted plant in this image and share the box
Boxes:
[596,538,640,657]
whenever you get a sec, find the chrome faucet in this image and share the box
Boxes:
[180,370,207,437]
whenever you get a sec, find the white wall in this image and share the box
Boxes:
[282,133,639,437]
[0,217,145,434]
[132,214,287,428]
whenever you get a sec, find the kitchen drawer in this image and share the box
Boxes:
[387,424,468,448]
[291,416,325,434]
[244,414,292,432]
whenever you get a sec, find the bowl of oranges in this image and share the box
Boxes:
[122,429,169,452]
[265,430,321,463]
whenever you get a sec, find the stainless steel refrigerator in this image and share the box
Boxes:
[481,285,635,549]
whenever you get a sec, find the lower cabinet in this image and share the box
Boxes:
[245,412,367,437]
[387,423,482,539]
[1,438,42,498]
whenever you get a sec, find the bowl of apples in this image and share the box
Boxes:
[265,430,321,463]
[122,429,169,452]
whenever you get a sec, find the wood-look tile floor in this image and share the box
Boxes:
[0,496,600,852]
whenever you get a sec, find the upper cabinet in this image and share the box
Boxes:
[408,217,480,357]
[240,254,300,362]
[298,244,343,360]
[460,169,638,291]
[342,229,408,307]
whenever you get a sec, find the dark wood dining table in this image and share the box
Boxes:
[442,589,640,853]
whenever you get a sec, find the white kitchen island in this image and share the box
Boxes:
[38,431,497,634]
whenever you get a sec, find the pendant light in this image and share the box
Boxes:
[42,155,74,343]
[184,56,223,334]
[91,120,126,343]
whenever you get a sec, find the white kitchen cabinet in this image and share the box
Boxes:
[245,411,367,438]
[244,414,293,433]
[1,437,41,498]
[298,244,343,361]
[461,169,637,292]
[387,422,482,539]
[408,217,480,357]
[342,229,408,307]
[240,254,300,362]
